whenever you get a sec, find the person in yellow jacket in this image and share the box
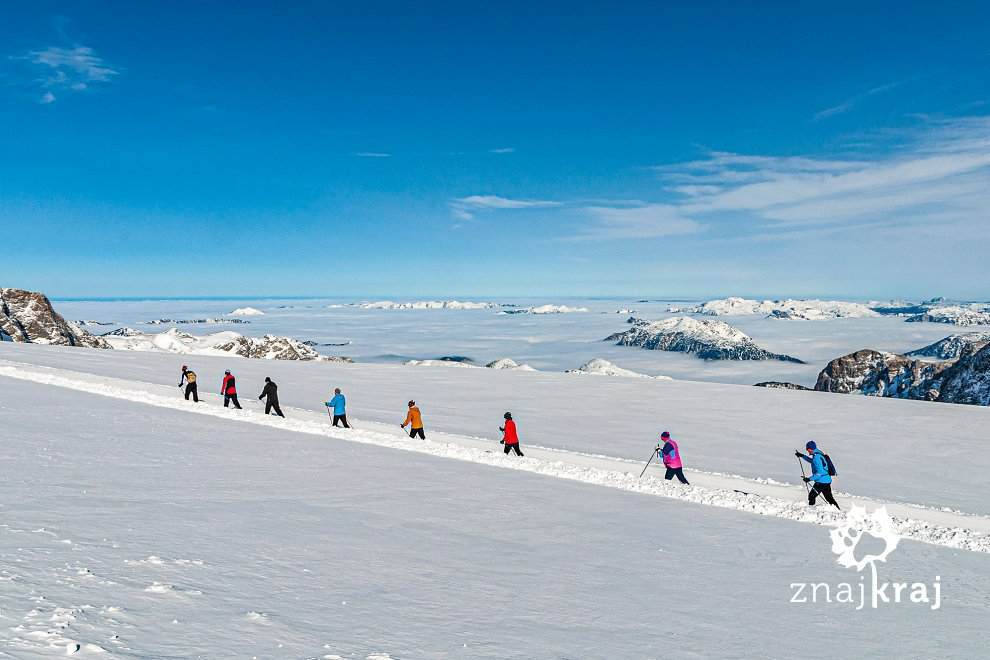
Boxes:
[401,400,426,439]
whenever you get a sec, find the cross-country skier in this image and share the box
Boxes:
[326,388,349,427]
[258,377,284,417]
[657,431,689,484]
[499,412,524,456]
[221,370,241,409]
[178,365,199,402]
[796,441,840,509]
[401,400,425,439]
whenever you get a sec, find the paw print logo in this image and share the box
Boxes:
[829,505,900,571]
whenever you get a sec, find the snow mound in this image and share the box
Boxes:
[228,307,265,316]
[905,305,990,326]
[360,300,498,310]
[104,328,325,361]
[605,317,804,362]
[680,297,879,320]
[485,358,537,371]
[566,358,672,380]
[905,332,990,360]
[404,359,480,368]
[527,304,590,314]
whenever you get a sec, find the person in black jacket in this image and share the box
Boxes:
[259,377,284,417]
[178,365,199,402]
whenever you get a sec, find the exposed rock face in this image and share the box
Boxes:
[814,349,950,400]
[937,343,990,406]
[754,381,811,390]
[0,288,110,349]
[143,318,250,325]
[905,333,990,360]
[212,334,323,361]
[605,317,804,363]
[905,306,990,326]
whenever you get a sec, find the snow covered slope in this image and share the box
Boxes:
[104,327,324,361]
[672,297,879,319]
[2,373,986,657]
[606,316,804,362]
[359,300,498,310]
[905,305,990,326]
[485,357,537,371]
[905,332,990,359]
[228,306,265,316]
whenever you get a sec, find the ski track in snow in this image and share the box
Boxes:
[1,358,988,554]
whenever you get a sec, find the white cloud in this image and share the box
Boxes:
[573,204,704,239]
[354,152,391,158]
[22,46,118,102]
[450,194,562,219]
[490,147,515,154]
[812,80,902,121]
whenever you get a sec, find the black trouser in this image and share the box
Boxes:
[809,482,840,508]
[224,394,241,409]
[409,427,425,439]
[504,443,523,456]
[333,414,349,428]
[665,467,690,484]
[265,401,284,417]
[184,383,199,402]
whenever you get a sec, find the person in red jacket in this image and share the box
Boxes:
[221,370,241,409]
[499,411,524,457]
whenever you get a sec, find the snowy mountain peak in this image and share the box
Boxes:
[360,300,498,310]
[565,358,671,380]
[905,305,990,326]
[672,297,879,320]
[228,307,265,316]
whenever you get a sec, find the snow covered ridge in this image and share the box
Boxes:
[103,328,331,361]
[142,318,251,325]
[566,358,672,380]
[905,332,990,360]
[1,359,986,554]
[485,358,537,371]
[815,345,990,406]
[359,300,498,310]
[606,317,804,363]
[668,297,879,320]
[0,288,110,349]
[228,306,265,316]
[905,305,990,326]
[526,304,589,314]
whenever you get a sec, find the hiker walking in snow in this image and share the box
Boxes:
[796,441,840,509]
[178,365,199,402]
[259,377,284,417]
[499,412,524,456]
[326,388,349,427]
[657,431,689,484]
[221,370,241,409]
[401,400,425,439]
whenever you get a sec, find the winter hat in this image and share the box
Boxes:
[504,412,512,420]
[408,400,415,406]
[661,431,671,439]
[805,441,817,451]
[265,377,271,383]
[224,370,231,374]
[181,365,187,370]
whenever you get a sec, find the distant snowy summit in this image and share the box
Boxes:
[228,307,265,316]
[904,305,990,327]
[605,316,804,363]
[103,328,331,361]
[0,288,110,349]
[668,297,878,320]
[485,358,537,371]
[360,300,498,310]
[906,332,990,360]
[142,318,251,325]
[496,304,590,315]
[566,358,671,380]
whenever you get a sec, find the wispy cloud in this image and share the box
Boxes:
[490,147,515,154]
[450,194,561,220]
[353,151,391,158]
[813,81,903,121]
[572,204,704,240]
[18,45,119,103]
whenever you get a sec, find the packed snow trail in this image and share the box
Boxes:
[1,358,988,553]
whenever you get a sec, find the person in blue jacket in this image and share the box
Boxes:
[796,441,840,509]
[326,387,349,428]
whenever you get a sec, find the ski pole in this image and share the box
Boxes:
[796,453,811,495]
[639,449,657,478]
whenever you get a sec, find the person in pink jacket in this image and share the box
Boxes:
[657,431,689,484]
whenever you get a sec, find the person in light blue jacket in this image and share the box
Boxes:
[796,441,839,509]
[326,388,349,428]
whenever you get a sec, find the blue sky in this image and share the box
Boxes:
[2,1,989,299]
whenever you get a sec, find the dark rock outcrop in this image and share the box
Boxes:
[0,288,110,349]
[937,343,990,406]
[814,349,950,400]
[754,381,811,390]
[905,333,990,360]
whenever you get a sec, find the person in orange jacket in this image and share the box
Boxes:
[401,400,426,439]
[221,370,241,409]
[499,412,523,456]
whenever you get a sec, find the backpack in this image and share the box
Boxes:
[823,453,837,477]
[186,371,197,383]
